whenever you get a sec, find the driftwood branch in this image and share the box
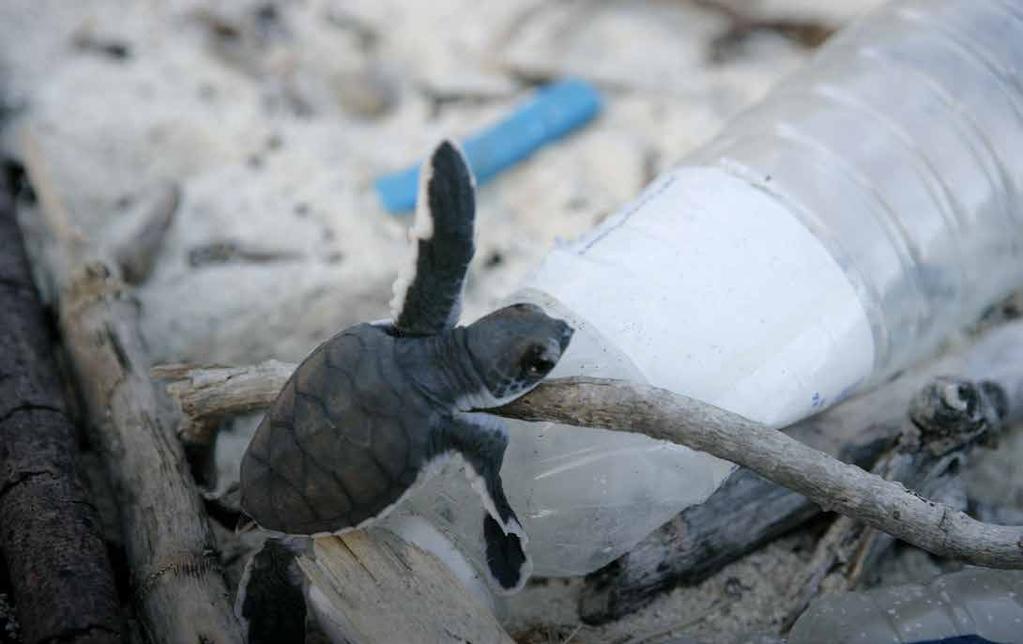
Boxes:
[19,130,243,644]
[580,318,1023,623]
[112,181,180,285]
[777,376,1004,631]
[152,361,293,447]
[0,170,121,643]
[158,338,1023,573]
[498,377,1023,567]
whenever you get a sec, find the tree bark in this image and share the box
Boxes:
[0,173,122,643]
[20,130,243,644]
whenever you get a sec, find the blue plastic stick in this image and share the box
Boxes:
[374,78,603,214]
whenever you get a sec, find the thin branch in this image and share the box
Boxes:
[159,363,1023,570]
[113,181,180,285]
[153,360,293,446]
[777,376,1003,631]
[499,377,1023,568]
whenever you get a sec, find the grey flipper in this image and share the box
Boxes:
[440,412,531,592]
[391,140,476,336]
[236,539,307,644]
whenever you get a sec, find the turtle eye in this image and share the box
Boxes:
[521,345,555,378]
[527,358,554,377]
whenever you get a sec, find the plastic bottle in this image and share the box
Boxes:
[789,568,1023,643]
[384,0,1023,581]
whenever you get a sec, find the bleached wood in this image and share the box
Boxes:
[21,130,243,644]
[497,377,1023,568]
[298,531,513,644]
[162,353,1023,575]
[778,375,1004,631]
[153,360,292,446]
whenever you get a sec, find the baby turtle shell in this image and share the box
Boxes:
[238,140,574,611]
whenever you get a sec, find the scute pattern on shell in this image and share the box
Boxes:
[240,324,432,535]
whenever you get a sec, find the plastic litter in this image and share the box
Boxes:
[387,0,1023,584]
[789,568,1023,644]
[374,78,603,213]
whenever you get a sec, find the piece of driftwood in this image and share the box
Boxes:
[159,338,1023,571]
[113,181,180,285]
[153,361,292,447]
[299,531,513,644]
[579,319,1023,623]
[19,131,243,644]
[159,322,1023,577]
[778,376,1004,631]
[0,174,121,643]
[494,375,1023,565]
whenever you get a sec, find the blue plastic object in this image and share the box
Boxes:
[374,78,603,214]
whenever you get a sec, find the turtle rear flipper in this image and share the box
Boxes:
[483,514,529,592]
[236,538,308,644]
[440,412,532,593]
[391,140,476,336]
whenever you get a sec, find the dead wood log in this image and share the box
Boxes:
[0,172,121,643]
[578,320,1023,623]
[299,531,514,644]
[777,376,1004,631]
[19,130,243,644]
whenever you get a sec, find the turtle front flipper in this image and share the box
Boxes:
[439,411,532,593]
[390,140,476,336]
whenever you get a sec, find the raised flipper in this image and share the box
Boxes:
[236,538,308,644]
[438,411,531,593]
[390,140,476,336]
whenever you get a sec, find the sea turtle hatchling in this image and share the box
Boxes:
[238,140,574,598]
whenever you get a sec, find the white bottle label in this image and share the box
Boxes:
[527,166,875,427]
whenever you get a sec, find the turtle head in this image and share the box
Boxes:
[462,303,573,407]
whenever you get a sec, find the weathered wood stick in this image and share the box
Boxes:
[497,376,1023,566]
[113,181,180,285]
[579,319,1023,624]
[778,376,1004,631]
[20,130,244,644]
[153,361,293,446]
[156,322,1023,573]
[157,325,1023,621]
[0,173,121,643]
[299,531,514,644]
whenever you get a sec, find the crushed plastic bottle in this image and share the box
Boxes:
[384,0,1023,582]
[789,568,1023,643]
